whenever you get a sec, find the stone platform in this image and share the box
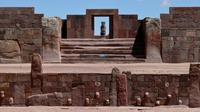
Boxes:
[0,63,189,74]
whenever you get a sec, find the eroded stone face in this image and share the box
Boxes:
[42,17,62,63]
[189,64,200,107]
[0,40,21,63]
[144,17,162,63]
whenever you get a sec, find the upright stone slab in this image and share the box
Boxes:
[31,53,43,93]
[144,17,162,63]
[109,67,120,106]
[116,73,128,106]
[189,64,200,107]
[42,17,62,63]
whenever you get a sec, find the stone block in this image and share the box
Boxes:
[170,7,200,14]
[144,17,162,63]
[13,84,25,105]
[0,7,34,14]
[186,30,196,37]
[176,29,186,37]
[189,64,200,107]
[42,17,61,63]
[196,30,200,36]
[0,82,10,88]
[0,40,21,63]
[116,74,128,106]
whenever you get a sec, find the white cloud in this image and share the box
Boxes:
[161,0,171,7]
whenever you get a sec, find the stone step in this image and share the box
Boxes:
[61,54,134,59]
[61,46,132,50]
[61,49,132,54]
[61,58,145,63]
[61,38,135,42]
[60,38,145,63]
[61,41,135,47]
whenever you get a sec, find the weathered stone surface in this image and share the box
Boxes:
[144,17,162,63]
[161,7,200,63]
[42,17,61,63]
[110,67,121,106]
[189,64,200,107]
[0,40,21,63]
[116,73,128,106]
[13,84,25,105]
[26,92,65,106]
[31,53,43,91]
[0,7,43,63]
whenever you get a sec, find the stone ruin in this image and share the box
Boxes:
[1,7,200,110]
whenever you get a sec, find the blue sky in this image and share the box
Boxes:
[0,0,200,35]
[0,0,200,19]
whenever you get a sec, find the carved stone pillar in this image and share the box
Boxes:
[109,67,120,106]
[31,53,43,94]
[116,73,128,106]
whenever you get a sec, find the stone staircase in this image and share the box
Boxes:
[61,38,145,63]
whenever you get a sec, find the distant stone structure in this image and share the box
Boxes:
[100,21,106,36]
[1,7,200,108]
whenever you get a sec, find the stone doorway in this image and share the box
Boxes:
[92,16,113,39]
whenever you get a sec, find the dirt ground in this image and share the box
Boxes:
[0,106,199,112]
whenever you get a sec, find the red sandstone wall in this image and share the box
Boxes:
[0,73,31,105]
[0,72,192,106]
[128,74,189,105]
[67,15,85,38]
[161,7,200,63]
[0,7,43,63]
[118,15,139,38]
[66,10,140,38]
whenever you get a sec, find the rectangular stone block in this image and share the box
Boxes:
[0,14,43,28]
[0,7,34,14]
[116,74,128,106]
[67,15,85,38]
[170,7,200,14]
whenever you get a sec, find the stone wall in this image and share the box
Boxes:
[42,73,111,106]
[127,74,190,106]
[0,7,43,63]
[118,15,139,38]
[161,7,200,63]
[0,72,191,106]
[1,63,200,107]
[67,15,85,38]
[0,73,31,105]
[66,9,140,39]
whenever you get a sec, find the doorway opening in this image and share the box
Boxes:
[92,16,113,39]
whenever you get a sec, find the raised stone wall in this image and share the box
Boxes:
[0,72,192,106]
[161,7,200,63]
[1,63,200,107]
[0,7,43,63]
